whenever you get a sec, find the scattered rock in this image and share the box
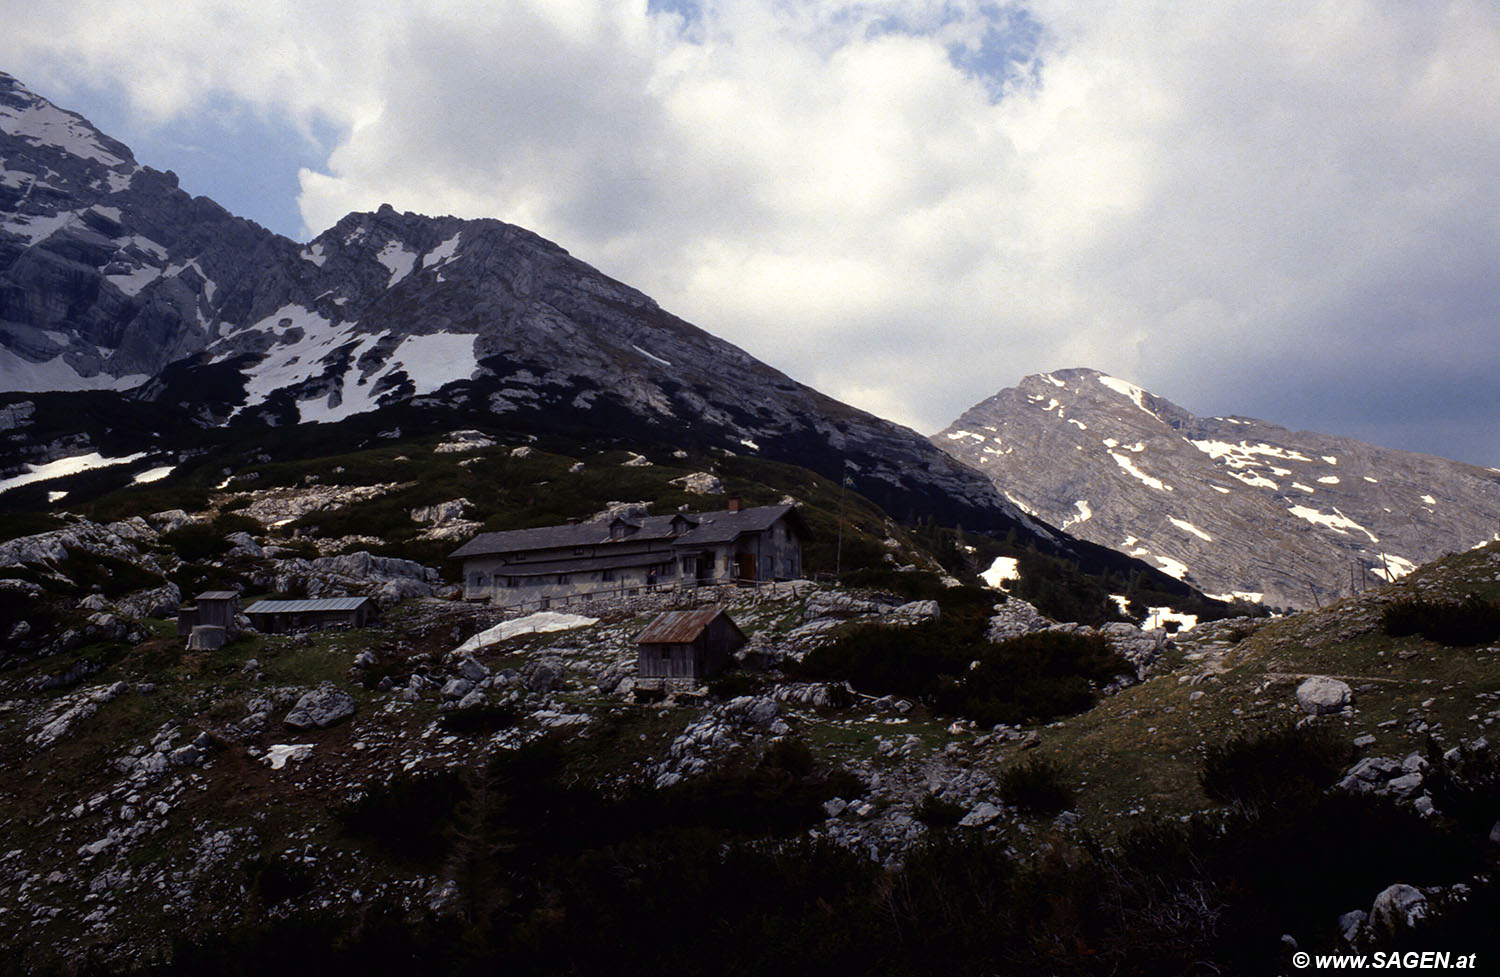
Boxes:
[1296,676,1352,716]
[1368,884,1427,938]
[669,472,724,495]
[283,684,357,730]
[959,802,1002,827]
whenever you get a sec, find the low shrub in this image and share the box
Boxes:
[997,756,1075,814]
[762,737,815,778]
[438,703,519,736]
[334,770,468,864]
[1382,596,1500,646]
[244,853,316,908]
[707,670,759,700]
[213,512,264,535]
[1200,723,1351,812]
[162,524,233,561]
[914,792,968,829]
[934,630,1132,726]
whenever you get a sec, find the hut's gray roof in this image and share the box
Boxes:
[244,597,373,614]
[671,505,809,545]
[449,504,806,560]
[195,590,240,601]
[633,606,743,645]
[448,512,697,559]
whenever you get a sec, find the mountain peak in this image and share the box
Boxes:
[936,371,1500,608]
[0,72,135,170]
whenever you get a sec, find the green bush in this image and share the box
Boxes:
[762,737,815,778]
[793,616,985,698]
[707,670,759,700]
[212,511,264,535]
[914,792,968,829]
[934,630,1132,726]
[1200,723,1351,812]
[997,756,1075,814]
[334,770,469,864]
[1382,596,1500,646]
[438,703,519,736]
[162,524,233,561]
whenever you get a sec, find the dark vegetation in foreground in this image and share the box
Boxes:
[19,725,1497,977]
[791,584,1133,727]
[1382,596,1500,647]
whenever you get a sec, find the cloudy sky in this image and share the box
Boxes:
[6,0,1500,465]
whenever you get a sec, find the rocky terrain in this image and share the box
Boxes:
[935,367,1500,609]
[5,463,1500,971]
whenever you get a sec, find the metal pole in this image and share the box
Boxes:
[834,469,847,580]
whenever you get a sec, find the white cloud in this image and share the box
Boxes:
[5,0,1500,464]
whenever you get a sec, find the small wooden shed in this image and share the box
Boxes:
[244,596,379,634]
[177,591,241,644]
[634,606,746,688]
[178,591,240,631]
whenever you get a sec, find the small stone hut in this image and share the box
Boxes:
[244,596,379,634]
[634,606,746,690]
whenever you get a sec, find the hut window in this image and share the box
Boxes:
[659,647,670,660]
[602,568,615,582]
[506,577,519,588]
[557,574,570,585]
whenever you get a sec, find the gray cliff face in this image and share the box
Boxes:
[0,73,1025,535]
[0,71,300,386]
[935,367,1500,609]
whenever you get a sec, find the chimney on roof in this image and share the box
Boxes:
[727,495,742,512]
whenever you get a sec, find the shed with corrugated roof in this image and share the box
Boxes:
[634,605,746,687]
[244,596,379,634]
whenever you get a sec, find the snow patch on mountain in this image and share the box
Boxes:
[980,556,1019,588]
[3,207,79,245]
[1287,505,1379,543]
[1371,555,1417,582]
[132,465,174,484]
[1190,439,1313,467]
[0,450,148,494]
[1110,451,1171,491]
[1227,470,1278,490]
[1098,374,1159,419]
[377,240,418,286]
[1062,500,1092,529]
[633,345,673,368]
[0,346,146,393]
[229,305,342,409]
[1168,517,1211,541]
[423,234,461,268]
[0,94,126,166]
[395,333,478,390]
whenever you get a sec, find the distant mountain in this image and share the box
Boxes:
[0,70,1030,541]
[934,367,1500,609]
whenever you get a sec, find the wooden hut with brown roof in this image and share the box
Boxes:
[634,606,746,690]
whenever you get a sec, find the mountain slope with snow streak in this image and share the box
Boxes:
[0,72,1041,540]
[936,368,1500,609]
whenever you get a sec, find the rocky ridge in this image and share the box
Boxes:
[0,71,1035,541]
[935,367,1500,608]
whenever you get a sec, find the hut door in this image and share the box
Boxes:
[736,553,756,580]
